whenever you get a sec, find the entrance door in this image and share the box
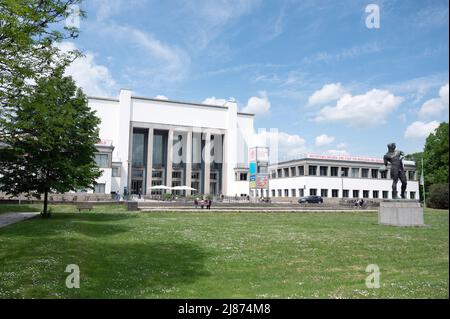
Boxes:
[131,180,143,195]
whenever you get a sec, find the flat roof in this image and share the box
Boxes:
[87,95,254,117]
[271,153,415,166]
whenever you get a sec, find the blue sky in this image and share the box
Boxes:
[63,0,449,159]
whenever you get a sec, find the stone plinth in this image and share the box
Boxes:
[378,200,424,226]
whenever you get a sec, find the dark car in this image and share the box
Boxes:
[298,195,323,204]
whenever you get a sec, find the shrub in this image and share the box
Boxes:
[427,183,449,209]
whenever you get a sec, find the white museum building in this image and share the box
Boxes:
[89,90,419,200]
[266,154,420,200]
[89,89,253,197]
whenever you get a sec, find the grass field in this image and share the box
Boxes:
[0,204,448,298]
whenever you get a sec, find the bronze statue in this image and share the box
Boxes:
[382,143,407,199]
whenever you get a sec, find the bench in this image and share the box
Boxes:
[75,203,93,212]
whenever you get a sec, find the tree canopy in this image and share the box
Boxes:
[0,68,101,216]
[0,0,84,107]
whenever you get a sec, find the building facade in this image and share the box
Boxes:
[89,89,254,196]
[265,154,419,200]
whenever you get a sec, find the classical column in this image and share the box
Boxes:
[166,129,174,190]
[185,130,193,196]
[146,127,154,195]
[203,131,211,195]
[221,133,227,196]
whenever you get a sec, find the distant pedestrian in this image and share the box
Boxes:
[207,199,212,209]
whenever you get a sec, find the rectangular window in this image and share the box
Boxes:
[277,169,282,178]
[153,171,163,178]
[361,169,369,178]
[332,189,339,198]
[321,189,328,197]
[132,132,145,168]
[132,169,144,178]
[271,189,275,197]
[380,170,387,179]
[371,169,378,179]
[363,190,369,198]
[291,189,296,197]
[278,189,282,197]
[351,168,360,178]
[94,153,109,168]
[284,189,289,197]
[298,189,304,197]
[382,191,389,199]
[191,172,200,179]
[373,190,379,199]
[310,188,317,196]
[341,167,349,177]
[319,166,328,176]
[298,166,305,176]
[343,190,349,198]
[94,183,105,193]
[309,165,317,176]
[172,171,182,179]
[290,167,296,177]
[283,168,289,177]
[408,171,415,180]
[210,173,217,180]
[353,190,359,198]
[330,167,339,177]
[271,171,277,178]
[410,192,416,199]
[112,166,121,177]
[239,173,248,181]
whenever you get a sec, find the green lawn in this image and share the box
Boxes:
[0,204,448,298]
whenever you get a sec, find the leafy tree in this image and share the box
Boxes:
[0,0,84,108]
[0,68,101,216]
[427,183,449,209]
[406,122,449,203]
[423,122,449,185]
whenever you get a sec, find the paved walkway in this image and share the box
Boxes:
[140,207,377,212]
[0,212,40,229]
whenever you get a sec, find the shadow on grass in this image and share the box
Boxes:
[0,212,135,238]
[0,205,41,214]
[76,241,211,297]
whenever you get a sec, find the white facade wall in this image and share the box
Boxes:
[269,176,420,200]
[88,90,253,196]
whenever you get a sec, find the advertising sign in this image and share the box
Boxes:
[256,175,269,189]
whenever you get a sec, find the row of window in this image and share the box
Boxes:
[268,188,417,199]
[271,165,416,180]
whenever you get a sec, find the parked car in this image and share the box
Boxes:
[298,195,323,204]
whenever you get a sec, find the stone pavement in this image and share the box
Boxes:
[0,212,40,229]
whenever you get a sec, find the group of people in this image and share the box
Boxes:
[354,198,365,208]
[194,198,212,209]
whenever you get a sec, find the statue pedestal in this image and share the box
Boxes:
[378,200,424,227]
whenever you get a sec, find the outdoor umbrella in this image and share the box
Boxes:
[149,185,172,190]
[171,185,197,191]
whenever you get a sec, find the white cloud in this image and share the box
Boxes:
[56,42,116,97]
[248,129,306,160]
[313,89,404,127]
[315,134,335,147]
[404,121,440,140]
[95,24,190,87]
[202,96,228,106]
[418,83,449,119]
[241,91,271,116]
[154,95,169,100]
[308,83,346,106]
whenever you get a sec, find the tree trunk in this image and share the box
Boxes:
[42,189,50,217]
